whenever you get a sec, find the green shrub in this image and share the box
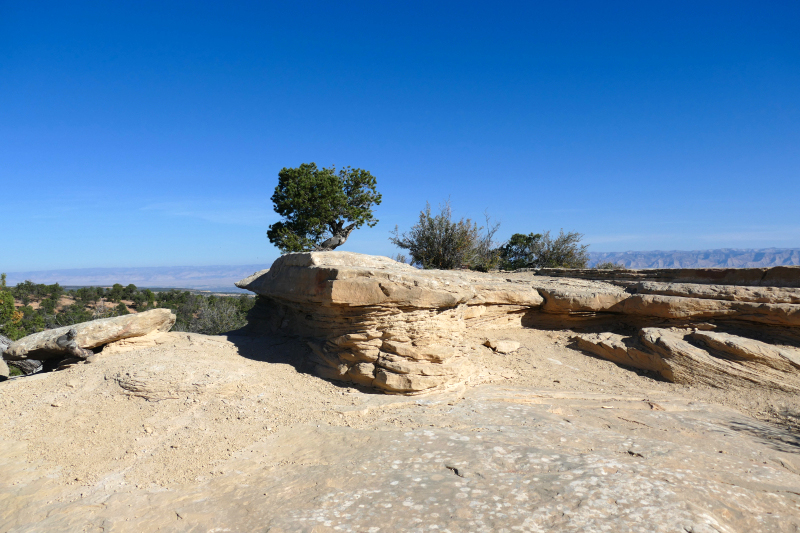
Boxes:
[0,292,25,340]
[160,291,254,335]
[51,303,94,328]
[499,230,589,270]
[469,213,502,272]
[595,261,626,270]
[190,298,248,335]
[498,233,543,270]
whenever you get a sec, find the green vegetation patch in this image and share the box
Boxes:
[1,278,255,340]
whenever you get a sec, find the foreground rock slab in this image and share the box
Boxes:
[2,383,798,532]
[4,309,176,360]
[2,330,798,532]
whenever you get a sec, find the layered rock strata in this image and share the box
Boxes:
[237,253,544,394]
[574,328,800,391]
[238,253,800,394]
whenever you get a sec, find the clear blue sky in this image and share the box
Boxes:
[2,1,798,271]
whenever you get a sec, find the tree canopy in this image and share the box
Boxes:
[498,233,543,270]
[499,230,589,269]
[267,163,382,253]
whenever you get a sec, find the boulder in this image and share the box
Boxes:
[573,332,666,373]
[484,339,521,354]
[539,286,629,314]
[690,330,800,372]
[4,309,176,360]
[0,334,10,379]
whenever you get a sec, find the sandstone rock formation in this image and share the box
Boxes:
[238,252,800,395]
[574,328,800,391]
[3,309,176,361]
[238,252,551,394]
[539,264,800,287]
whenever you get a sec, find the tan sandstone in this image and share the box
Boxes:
[237,252,800,395]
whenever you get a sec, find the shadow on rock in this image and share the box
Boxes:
[224,333,384,395]
[725,409,800,454]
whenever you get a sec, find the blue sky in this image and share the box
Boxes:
[2,1,799,271]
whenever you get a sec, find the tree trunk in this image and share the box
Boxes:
[316,222,357,251]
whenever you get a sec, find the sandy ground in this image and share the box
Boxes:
[2,328,798,490]
[1,328,799,531]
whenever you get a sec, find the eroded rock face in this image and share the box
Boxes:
[238,253,800,395]
[574,328,800,392]
[238,253,553,393]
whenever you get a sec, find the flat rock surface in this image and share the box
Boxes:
[1,329,799,532]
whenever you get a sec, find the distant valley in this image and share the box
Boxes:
[4,249,799,290]
[3,265,269,292]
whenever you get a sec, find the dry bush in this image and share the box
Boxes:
[389,200,481,270]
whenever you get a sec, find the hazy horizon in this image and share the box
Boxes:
[5,248,799,291]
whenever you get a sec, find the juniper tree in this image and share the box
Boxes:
[267,163,382,253]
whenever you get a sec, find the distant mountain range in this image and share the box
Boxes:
[3,265,269,292]
[4,249,799,290]
[588,248,800,269]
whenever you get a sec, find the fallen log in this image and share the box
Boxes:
[8,359,43,375]
[4,309,176,360]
